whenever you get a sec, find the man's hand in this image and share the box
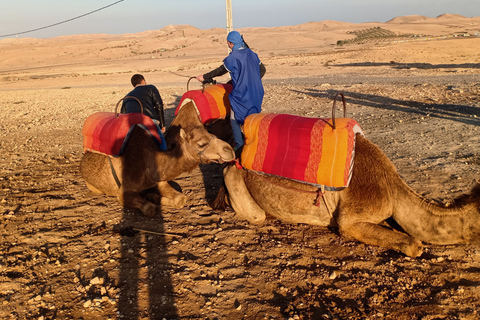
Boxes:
[195,75,204,82]
[161,127,166,133]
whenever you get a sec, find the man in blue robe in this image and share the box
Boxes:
[196,31,266,152]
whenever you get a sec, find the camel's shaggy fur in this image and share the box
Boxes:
[215,134,480,257]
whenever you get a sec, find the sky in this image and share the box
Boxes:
[1,0,479,39]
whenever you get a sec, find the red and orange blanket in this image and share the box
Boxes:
[82,112,167,157]
[176,84,233,124]
[240,113,364,189]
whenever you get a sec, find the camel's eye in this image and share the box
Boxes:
[197,141,209,148]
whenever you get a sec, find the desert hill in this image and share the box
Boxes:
[0,14,479,89]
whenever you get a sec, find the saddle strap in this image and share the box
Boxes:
[108,157,122,188]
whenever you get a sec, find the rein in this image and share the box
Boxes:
[184,135,218,164]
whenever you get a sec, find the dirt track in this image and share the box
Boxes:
[1,60,480,320]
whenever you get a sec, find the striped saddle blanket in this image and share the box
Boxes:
[240,113,364,189]
[176,84,233,124]
[82,112,167,157]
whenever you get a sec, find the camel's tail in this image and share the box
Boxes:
[209,183,230,211]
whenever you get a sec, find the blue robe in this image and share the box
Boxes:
[223,48,264,123]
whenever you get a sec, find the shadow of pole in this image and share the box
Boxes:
[146,216,178,318]
[117,208,179,319]
[117,210,141,319]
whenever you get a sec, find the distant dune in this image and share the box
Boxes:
[0,13,479,89]
[436,13,467,19]
[386,15,433,24]
[386,13,471,24]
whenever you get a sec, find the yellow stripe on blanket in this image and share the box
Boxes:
[240,113,364,188]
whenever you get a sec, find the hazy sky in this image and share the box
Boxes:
[1,0,479,38]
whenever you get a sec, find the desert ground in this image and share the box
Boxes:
[1,14,480,320]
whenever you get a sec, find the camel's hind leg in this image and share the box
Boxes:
[224,165,266,224]
[339,221,423,257]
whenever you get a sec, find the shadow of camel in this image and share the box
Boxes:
[291,88,480,127]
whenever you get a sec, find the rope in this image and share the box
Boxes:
[0,0,125,38]
[184,135,217,164]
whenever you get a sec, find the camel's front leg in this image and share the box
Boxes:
[224,165,266,224]
[146,181,187,209]
[339,221,423,257]
[119,191,156,217]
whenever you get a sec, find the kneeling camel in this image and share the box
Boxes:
[80,102,235,217]
[216,134,480,257]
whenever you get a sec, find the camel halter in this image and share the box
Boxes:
[184,135,218,164]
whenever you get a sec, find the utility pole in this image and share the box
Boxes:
[226,0,233,54]
[226,0,233,34]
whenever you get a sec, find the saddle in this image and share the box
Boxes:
[82,97,166,157]
[240,112,364,189]
[176,83,233,125]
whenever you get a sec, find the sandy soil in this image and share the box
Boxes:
[1,14,480,319]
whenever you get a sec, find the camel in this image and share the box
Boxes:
[214,133,480,257]
[80,102,235,217]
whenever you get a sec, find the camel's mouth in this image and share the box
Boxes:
[210,153,236,164]
[221,154,236,163]
[210,156,233,164]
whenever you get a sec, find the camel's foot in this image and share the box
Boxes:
[146,191,187,209]
[120,191,157,217]
[160,193,187,209]
[153,181,188,209]
[141,201,157,217]
[402,238,423,258]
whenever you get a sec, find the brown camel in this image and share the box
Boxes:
[80,102,235,217]
[215,134,480,257]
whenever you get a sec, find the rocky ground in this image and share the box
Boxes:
[1,43,480,319]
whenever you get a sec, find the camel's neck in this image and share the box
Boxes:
[352,135,480,245]
[156,101,206,180]
[392,182,479,244]
[153,145,200,181]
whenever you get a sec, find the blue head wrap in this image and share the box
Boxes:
[227,31,245,51]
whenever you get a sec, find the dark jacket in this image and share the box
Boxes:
[121,84,165,128]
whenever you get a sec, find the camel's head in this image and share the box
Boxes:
[167,101,235,163]
[180,126,235,164]
[446,181,480,212]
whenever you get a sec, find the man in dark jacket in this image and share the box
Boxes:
[121,74,166,133]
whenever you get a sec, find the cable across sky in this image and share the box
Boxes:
[0,0,125,38]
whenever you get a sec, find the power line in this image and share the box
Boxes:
[0,0,125,38]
